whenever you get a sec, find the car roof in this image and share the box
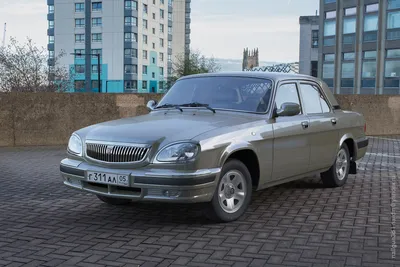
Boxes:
[178,71,317,82]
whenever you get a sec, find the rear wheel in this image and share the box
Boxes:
[205,159,252,222]
[321,143,350,187]
[97,195,132,205]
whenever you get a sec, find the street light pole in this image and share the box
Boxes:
[70,52,101,93]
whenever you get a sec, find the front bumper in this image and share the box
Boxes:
[60,158,220,203]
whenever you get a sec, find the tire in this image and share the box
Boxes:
[97,195,132,205]
[321,143,351,188]
[204,159,252,223]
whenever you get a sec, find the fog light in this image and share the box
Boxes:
[163,190,181,197]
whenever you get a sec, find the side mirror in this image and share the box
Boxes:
[146,100,157,111]
[275,102,301,117]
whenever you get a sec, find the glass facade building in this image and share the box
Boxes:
[319,0,400,94]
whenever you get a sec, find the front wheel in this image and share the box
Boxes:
[204,159,252,222]
[321,143,351,187]
[97,195,132,205]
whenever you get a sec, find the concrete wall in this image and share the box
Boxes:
[0,93,163,147]
[0,93,399,147]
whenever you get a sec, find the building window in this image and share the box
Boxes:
[143,50,148,59]
[125,0,138,10]
[91,80,101,89]
[152,43,155,49]
[92,2,102,11]
[91,49,102,58]
[143,4,148,14]
[160,0,164,4]
[324,0,336,3]
[168,26,172,34]
[48,5,54,14]
[75,64,85,74]
[125,64,137,74]
[168,0,172,6]
[92,65,102,74]
[125,80,137,90]
[160,38,164,47]
[322,54,335,88]
[385,49,400,87]
[168,12,172,21]
[160,67,164,75]
[152,57,155,64]
[160,9,164,19]
[168,40,172,48]
[312,30,318,48]
[364,14,379,31]
[92,17,102,27]
[75,34,85,43]
[124,48,138,58]
[345,7,357,16]
[143,19,148,29]
[152,28,156,34]
[74,81,85,89]
[153,13,156,20]
[74,49,85,59]
[389,0,400,10]
[142,81,148,89]
[125,33,138,42]
[160,52,164,61]
[325,11,336,19]
[48,36,54,44]
[160,24,164,33]
[387,11,400,29]
[125,16,138,26]
[75,18,85,28]
[143,34,148,44]
[365,3,379,13]
[362,51,377,88]
[342,52,355,88]
[168,54,172,62]
[48,20,54,29]
[75,3,84,12]
[92,33,102,42]
[159,81,164,90]
[343,17,356,34]
[49,51,55,59]
[324,20,336,36]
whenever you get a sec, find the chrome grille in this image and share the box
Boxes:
[86,143,150,163]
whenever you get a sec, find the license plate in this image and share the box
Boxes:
[87,172,129,187]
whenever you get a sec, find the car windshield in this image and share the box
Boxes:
[157,76,273,113]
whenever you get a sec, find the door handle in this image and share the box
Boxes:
[301,121,309,129]
[331,118,337,125]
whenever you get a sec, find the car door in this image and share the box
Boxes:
[271,82,311,181]
[298,82,340,172]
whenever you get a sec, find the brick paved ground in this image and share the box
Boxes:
[0,137,399,267]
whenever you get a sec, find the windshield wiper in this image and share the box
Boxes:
[180,102,216,113]
[155,103,183,112]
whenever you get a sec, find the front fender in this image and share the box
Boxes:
[218,141,257,167]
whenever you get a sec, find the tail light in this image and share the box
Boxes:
[364,123,367,133]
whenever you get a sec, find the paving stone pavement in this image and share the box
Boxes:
[0,136,399,267]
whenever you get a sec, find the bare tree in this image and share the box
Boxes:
[167,49,221,89]
[0,37,72,92]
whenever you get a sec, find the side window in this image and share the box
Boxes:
[275,83,301,113]
[299,83,330,114]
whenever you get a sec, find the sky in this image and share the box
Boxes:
[0,0,319,63]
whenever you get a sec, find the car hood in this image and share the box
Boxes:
[76,110,259,147]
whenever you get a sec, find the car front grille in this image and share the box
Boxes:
[86,142,150,163]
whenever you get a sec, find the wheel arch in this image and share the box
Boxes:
[339,134,357,160]
[219,143,260,190]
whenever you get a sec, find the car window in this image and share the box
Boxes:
[157,76,273,113]
[299,83,330,114]
[275,83,302,113]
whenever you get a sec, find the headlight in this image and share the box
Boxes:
[156,143,199,162]
[68,134,82,156]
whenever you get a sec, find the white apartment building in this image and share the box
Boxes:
[47,0,191,93]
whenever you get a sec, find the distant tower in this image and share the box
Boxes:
[242,47,259,70]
